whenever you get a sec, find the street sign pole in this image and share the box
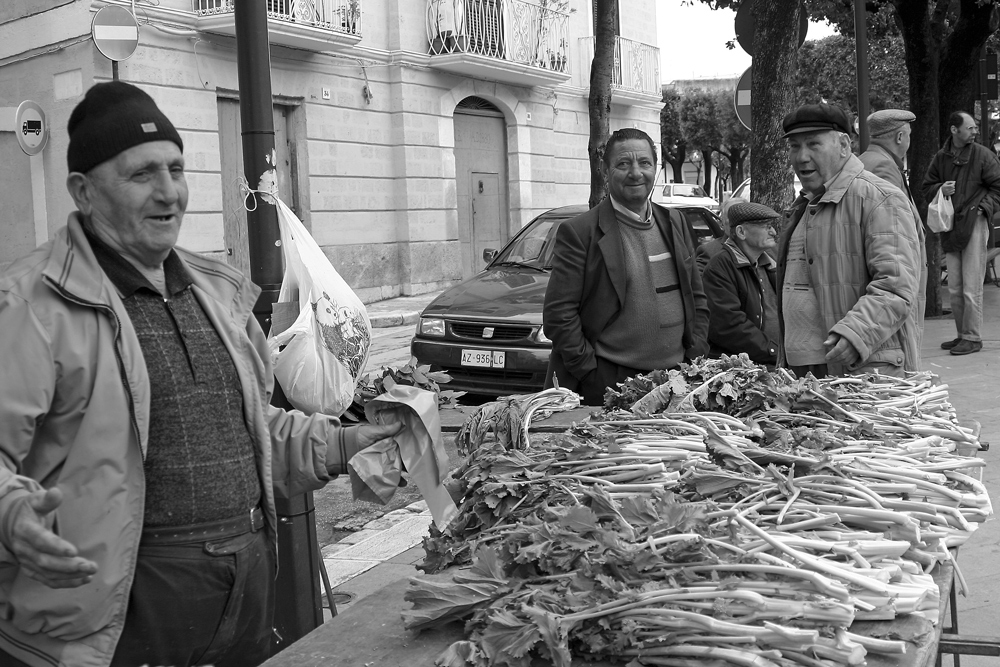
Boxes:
[980,46,989,147]
[854,0,870,151]
[232,0,324,655]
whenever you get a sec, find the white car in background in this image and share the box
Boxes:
[731,176,803,208]
[649,170,720,213]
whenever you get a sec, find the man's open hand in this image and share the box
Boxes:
[8,487,98,589]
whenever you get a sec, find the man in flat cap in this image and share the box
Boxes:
[859,108,927,348]
[0,81,401,667]
[702,201,781,366]
[775,103,922,378]
[922,111,1000,356]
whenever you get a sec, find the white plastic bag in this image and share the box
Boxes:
[268,198,371,416]
[927,189,954,233]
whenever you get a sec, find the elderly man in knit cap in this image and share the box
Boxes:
[0,81,401,667]
[775,103,922,378]
[859,108,927,347]
[702,201,781,366]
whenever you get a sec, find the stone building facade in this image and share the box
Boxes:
[0,0,662,301]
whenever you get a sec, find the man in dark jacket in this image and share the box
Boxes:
[695,195,747,274]
[923,111,1000,355]
[703,202,780,365]
[543,128,709,405]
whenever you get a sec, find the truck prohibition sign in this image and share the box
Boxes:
[22,120,41,136]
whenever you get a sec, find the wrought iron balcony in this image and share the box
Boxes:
[195,0,362,51]
[580,35,661,103]
[426,0,571,88]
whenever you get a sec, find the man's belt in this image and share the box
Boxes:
[141,506,264,546]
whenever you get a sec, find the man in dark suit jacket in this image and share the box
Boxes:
[542,128,710,405]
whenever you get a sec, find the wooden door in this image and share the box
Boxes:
[217,98,296,276]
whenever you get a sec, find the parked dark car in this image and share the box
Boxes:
[410,203,724,395]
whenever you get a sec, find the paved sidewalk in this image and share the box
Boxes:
[365,291,443,328]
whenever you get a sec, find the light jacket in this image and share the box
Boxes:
[703,239,778,365]
[775,155,922,375]
[543,199,709,389]
[858,142,928,351]
[0,214,351,667]
[922,138,1000,253]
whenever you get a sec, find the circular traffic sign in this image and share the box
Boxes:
[15,100,47,156]
[92,5,139,62]
[734,0,809,56]
[734,67,752,131]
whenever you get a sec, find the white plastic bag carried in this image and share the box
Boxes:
[268,198,371,416]
[927,188,954,233]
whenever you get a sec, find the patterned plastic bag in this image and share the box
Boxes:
[268,198,370,416]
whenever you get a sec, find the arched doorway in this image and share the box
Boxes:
[453,96,510,279]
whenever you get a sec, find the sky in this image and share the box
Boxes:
[657,1,838,84]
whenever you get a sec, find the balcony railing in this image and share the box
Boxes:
[195,0,362,50]
[426,0,571,87]
[580,35,661,102]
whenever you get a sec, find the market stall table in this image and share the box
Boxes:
[262,559,955,667]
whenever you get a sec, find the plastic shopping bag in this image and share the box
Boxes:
[268,198,371,416]
[927,189,954,233]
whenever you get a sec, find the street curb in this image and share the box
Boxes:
[369,311,420,329]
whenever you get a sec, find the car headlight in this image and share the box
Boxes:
[418,317,445,337]
[535,327,551,344]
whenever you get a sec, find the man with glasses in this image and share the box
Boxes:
[775,103,921,378]
[922,111,1000,356]
[702,202,781,366]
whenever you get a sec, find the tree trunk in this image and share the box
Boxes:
[893,0,942,317]
[668,148,686,183]
[701,148,714,197]
[938,0,997,137]
[730,147,747,187]
[588,0,617,209]
[749,0,800,213]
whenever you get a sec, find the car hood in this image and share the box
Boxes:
[422,267,548,323]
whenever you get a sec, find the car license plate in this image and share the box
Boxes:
[461,349,505,368]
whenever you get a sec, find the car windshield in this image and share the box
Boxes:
[670,184,707,197]
[493,218,562,269]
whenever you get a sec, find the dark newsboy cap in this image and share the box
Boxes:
[728,201,781,226]
[782,103,852,138]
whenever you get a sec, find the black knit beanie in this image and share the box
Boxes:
[67,81,183,174]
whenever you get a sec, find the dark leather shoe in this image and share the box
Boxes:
[940,338,962,350]
[950,340,982,355]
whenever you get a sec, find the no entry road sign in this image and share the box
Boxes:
[92,5,139,62]
[734,67,752,131]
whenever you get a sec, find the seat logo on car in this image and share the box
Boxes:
[482,327,494,339]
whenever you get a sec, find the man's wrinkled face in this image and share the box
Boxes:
[951,113,977,148]
[737,220,778,254]
[81,141,188,269]
[602,138,657,213]
[786,130,850,195]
